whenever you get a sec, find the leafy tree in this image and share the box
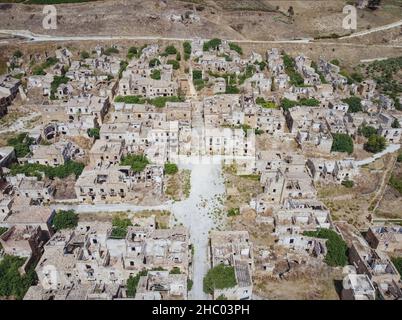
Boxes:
[183,42,192,61]
[150,69,161,80]
[50,75,69,100]
[0,255,37,300]
[121,154,149,173]
[331,133,354,154]
[192,70,202,80]
[127,46,138,60]
[303,229,348,267]
[176,52,181,61]
[229,43,243,55]
[364,135,387,153]
[330,59,340,66]
[87,128,100,140]
[342,96,362,113]
[358,125,377,138]
[280,98,298,111]
[7,133,35,158]
[164,163,178,175]
[164,45,177,55]
[53,210,78,231]
[203,38,222,51]
[203,264,237,294]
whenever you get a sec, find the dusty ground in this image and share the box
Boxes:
[165,169,191,201]
[0,0,401,41]
[79,209,171,229]
[376,160,402,219]
[254,265,342,300]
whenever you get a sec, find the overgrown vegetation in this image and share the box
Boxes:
[164,163,178,175]
[283,53,305,86]
[256,97,276,109]
[0,255,37,300]
[7,133,34,157]
[331,133,354,154]
[114,95,185,108]
[10,160,85,180]
[203,264,237,294]
[392,257,402,276]
[364,135,387,153]
[342,96,362,113]
[32,56,58,75]
[87,128,100,140]
[111,217,133,239]
[365,56,402,110]
[228,42,243,55]
[203,38,222,52]
[303,229,348,267]
[120,154,149,173]
[53,210,79,231]
[150,69,161,80]
[358,125,377,138]
[50,75,69,100]
[227,207,240,217]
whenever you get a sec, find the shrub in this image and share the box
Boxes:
[364,135,387,153]
[331,133,354,154]
[299,98,320,107]
[121,154,149,173]
[53,210,78,231]
[187,279,193,291]
[13,50,23,58]
[303,229,348,267]
[192,70,202,80]
[203,264,237,294]
[341,179,354,188]
[227,208,240,217]
[391,119,400,129]
[111,217,133,239]
[50,75,69,99]
[397,153,402,163]
[330,59,340,66]
[170,267,181,274]
[80,51,90,60]
[164,163,178,175]
[225,86,240,94]
[342,96,362,113]
[183,42,192,61]
[87,128,100,140]
[104,47,119,55]
[167,59,180,70]
[126,270,147,297]
[127,46,138,59]
[10,161,85,180]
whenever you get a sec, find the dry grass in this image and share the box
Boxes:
[165,169,191,201]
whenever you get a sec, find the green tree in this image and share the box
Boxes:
[342,96,362,113]
[364,135,387,153]
[164,163,178,175]
[80,51,90,60]
[164,45,177,55]
[358,125,377,138]
[121,154,150,173]
[167,60,180,70]
[303,229,348,267]
[391,119,400,128]
[331,133,354,154]
[150,69,161,80]
[149,58,161,68]
[87,128,100,139]
[53,210,78,231]
[126,270,148,297]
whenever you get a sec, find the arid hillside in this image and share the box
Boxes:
[0,0,401,41]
